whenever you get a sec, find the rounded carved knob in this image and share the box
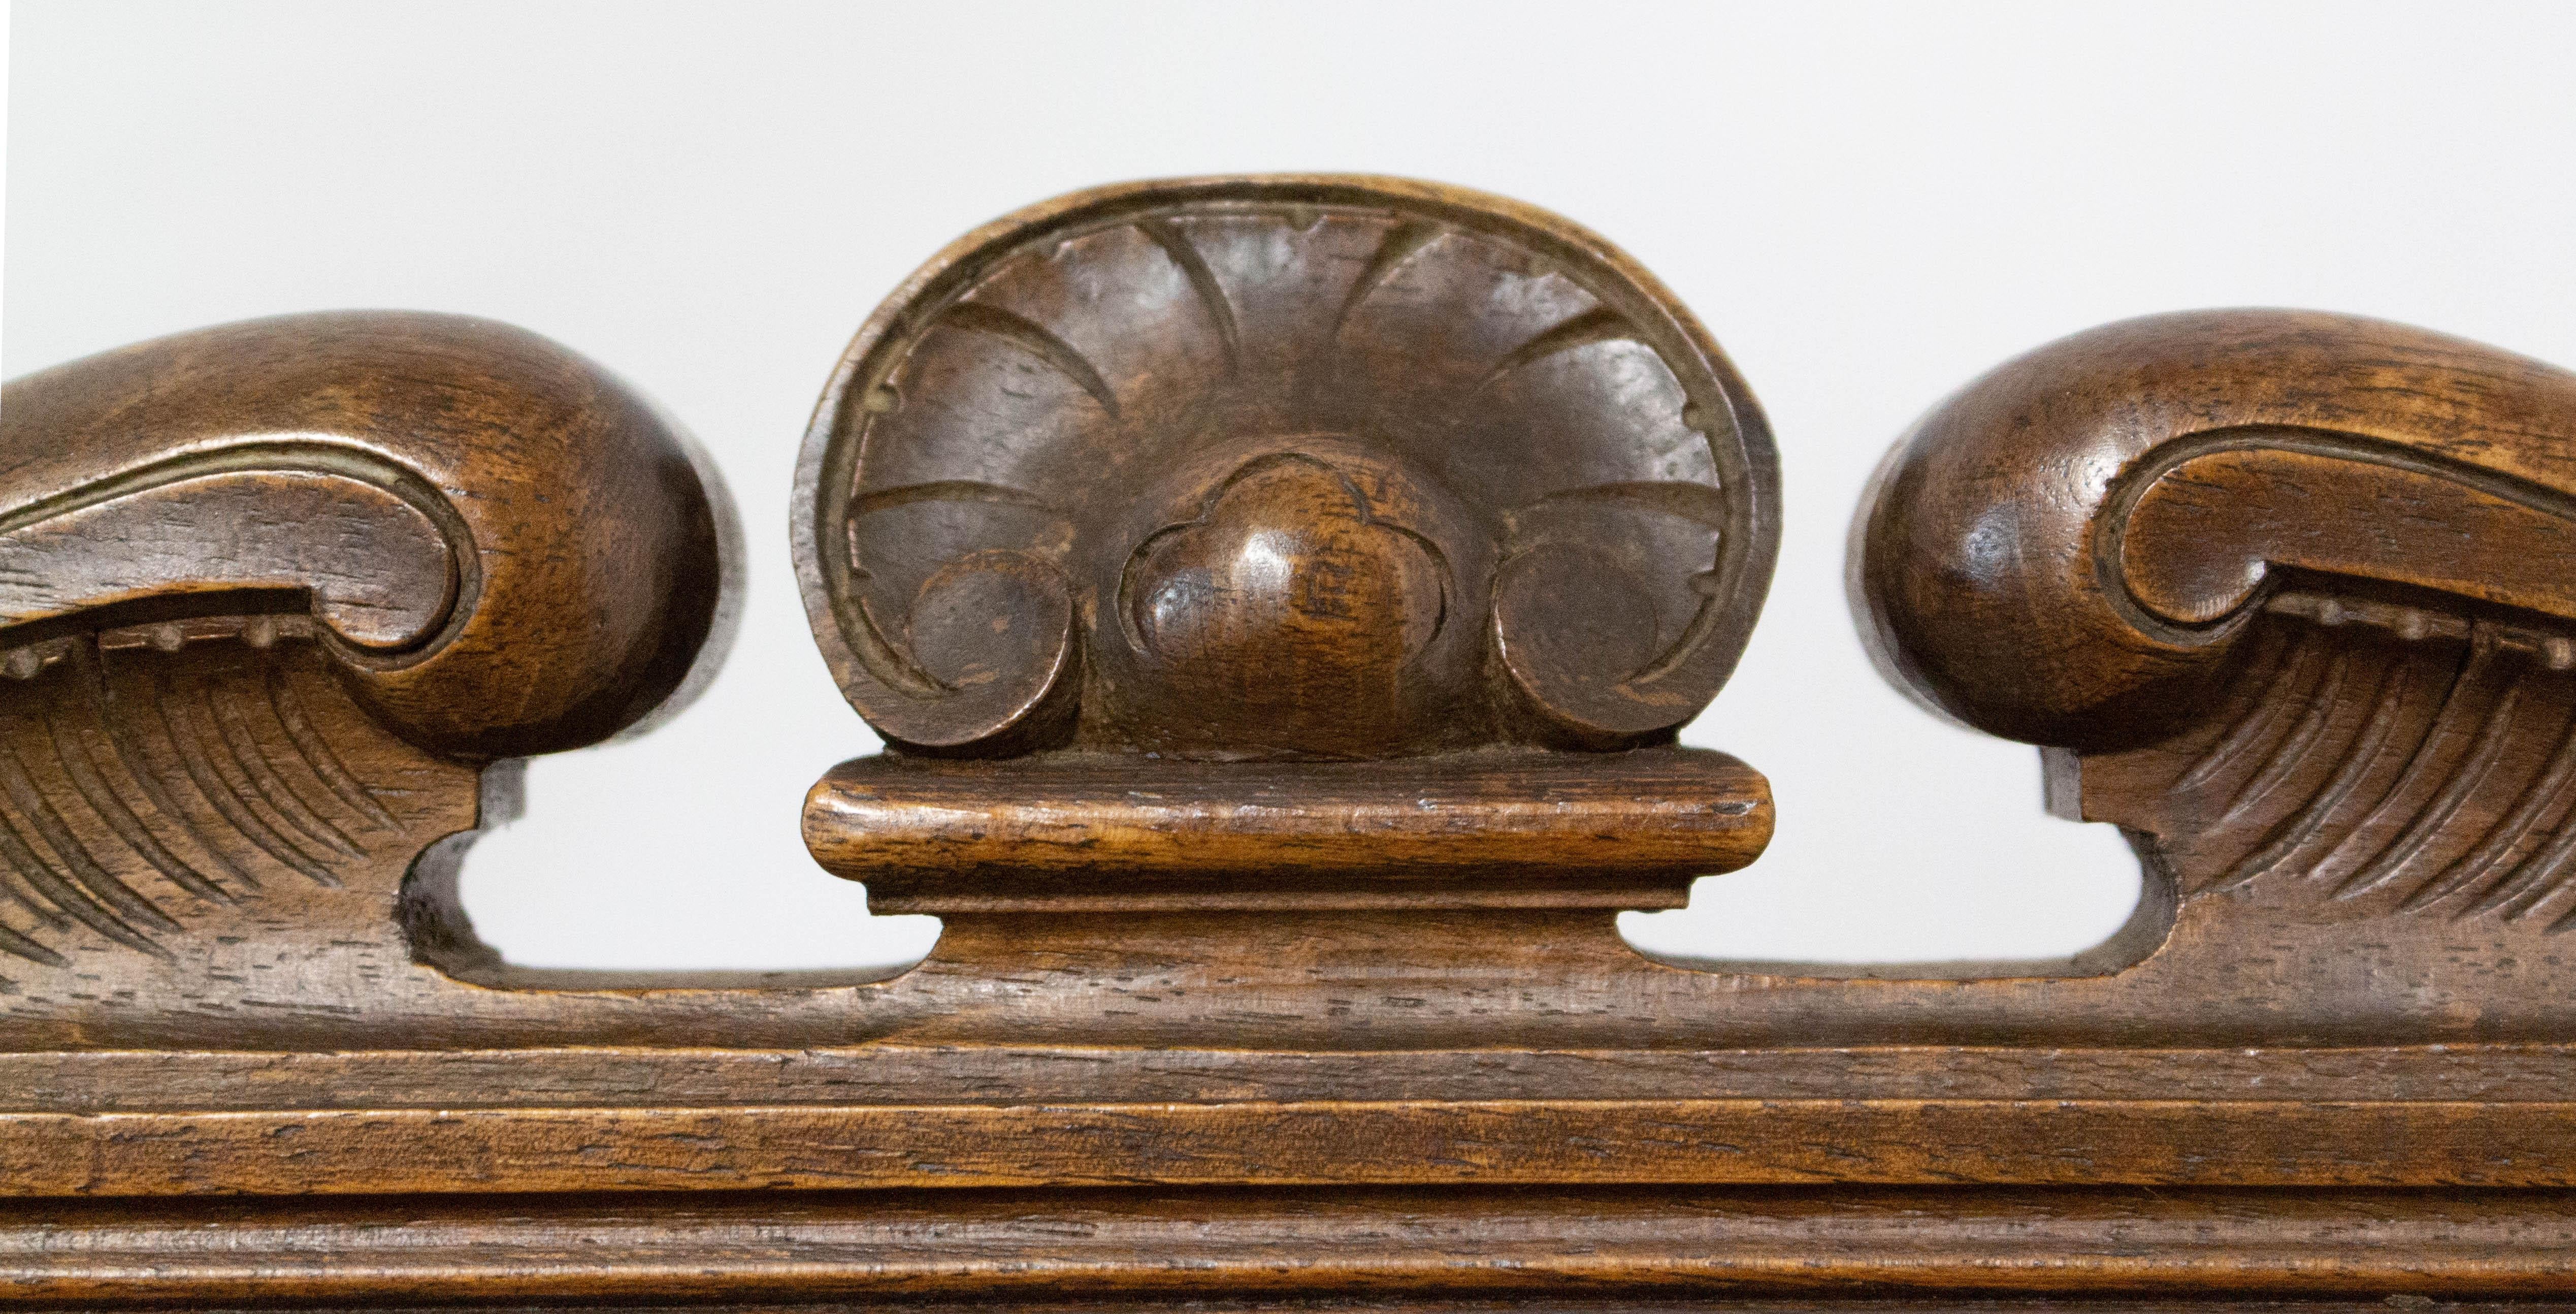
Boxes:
[1113,445,1460,757]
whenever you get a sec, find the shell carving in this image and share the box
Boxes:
[795,177,1778,758]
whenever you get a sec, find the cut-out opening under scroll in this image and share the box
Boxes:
[1616,665,2154,979]
[422,716,948,984]
[1618,830,2173,981]
[412,756,940,989]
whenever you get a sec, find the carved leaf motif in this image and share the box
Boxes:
[0,632,414,972]
[2082,604,2576,931]
[1862,310,2576,927]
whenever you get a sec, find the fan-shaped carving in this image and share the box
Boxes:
[0,629,420,969]
[2077,600,2576,931]
[0,310,727,974]
[795,176,1778,757]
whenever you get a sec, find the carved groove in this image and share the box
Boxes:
[1138,219,1241,375]
[1482,306,1638,387]
[848,481,1064,520]
[40,711,233,904]
[0,637,400,969]
[1502,481,1734,534]
[0,440,477,656]
[2406,707,2576,914]
[2101,426,2576,645]
[936,302,1122,421]
[2314,635,2505,893]
[2221,648,2354,821]
[209,679,362,859]
[2336,655,2527,901]
[0,739,179,935]
[2169,629,2307,795]
[78,646,259,896]
[267,667,396,832]
[0,793,166,960]
[0,855,66,926]
[2491,823,2576,926]
[2128,608,2576,931]
[155,676,339,884]
[0,919,63,968]
[2209,643,2435,893]
[802,178,1776,755]
[1332,221,1438,339]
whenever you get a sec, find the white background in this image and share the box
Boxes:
[7,3,2574,973]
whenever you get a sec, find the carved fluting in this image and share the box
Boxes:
[0,627,402,970]
[0,310,726,985]
[2081,600,2576,930]
[796,176,1779,756]
[26,270,2576,1306]
[1859,308,2576,926]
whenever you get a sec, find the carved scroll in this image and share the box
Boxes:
[1858,309,2576,935]
[794,176,1779,756]
[792,176,1783,914]
[12,201,2576,1312]
[0,312,721,978]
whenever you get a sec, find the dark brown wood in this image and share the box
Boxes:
[792,176,1779,759]
[8,193,2576,1307]
[1856,308,2576,1028]
[0,311,720,992]
[805,746,1769,911]
[9,1188,2573,1306]
[0,310,723,760]
[1857,308,2576,750]
[790,175,1780,918]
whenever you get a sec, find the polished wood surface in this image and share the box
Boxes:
[793,176,1778,758]
[806,747,1770,912]
[1858,309,2576,1025]
[11,1189,2574,1306]
[0,312,718,985]
[5,184,2574,1307]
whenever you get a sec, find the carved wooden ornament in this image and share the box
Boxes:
[5,181,2576,1309]
[793,176,1779,756]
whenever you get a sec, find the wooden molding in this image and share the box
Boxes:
[5,192,2574,1307]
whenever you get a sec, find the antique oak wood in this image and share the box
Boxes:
[4,178,2573,1307]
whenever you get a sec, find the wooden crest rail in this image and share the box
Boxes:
[3,176,2572,1309]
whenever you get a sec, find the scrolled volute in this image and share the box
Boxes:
[0,311,724,759]
[1855,309,2576,752]
[795,175,1780,759]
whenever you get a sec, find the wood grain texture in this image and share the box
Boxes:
[14,238,2576,1304]
[806,746,1769,911]
[14,1097,2576,1196]
[1,311,724,758]
[1850,310,2576,1062]
[793,176,1784,916]
[1856,309,2576,750]
[0,311,725,1021]
[793,176,1778,757]
[10,1188,2575,1305]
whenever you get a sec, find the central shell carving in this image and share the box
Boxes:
[799,178,1777,758]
